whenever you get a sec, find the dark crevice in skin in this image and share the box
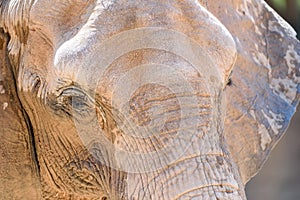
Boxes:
[22,108,41,177]
[2,30,41,178]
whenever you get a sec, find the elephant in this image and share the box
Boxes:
[0,0,299,199]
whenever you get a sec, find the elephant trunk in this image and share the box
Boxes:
[87,64,246,199]
[120,89,245,198]
[126,154,245,199]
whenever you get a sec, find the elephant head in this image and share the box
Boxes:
[0,0,299,199]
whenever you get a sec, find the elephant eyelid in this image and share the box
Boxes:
[54,87,94,115]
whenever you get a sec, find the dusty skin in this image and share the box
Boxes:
[0,0,299,199]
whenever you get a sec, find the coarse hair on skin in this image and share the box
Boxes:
[0,0,35,68]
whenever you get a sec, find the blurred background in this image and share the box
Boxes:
[245,0,300,199]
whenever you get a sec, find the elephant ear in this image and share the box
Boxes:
[206,0,300,183]
[0,29,40,198]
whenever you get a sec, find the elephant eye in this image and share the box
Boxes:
[226,78,233,86]
[225,71,234,87]
[54,87,94,117]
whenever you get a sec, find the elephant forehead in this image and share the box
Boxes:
[54,27,220,89]
[41,0,236,90]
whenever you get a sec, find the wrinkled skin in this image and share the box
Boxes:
[0,0,299,199]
